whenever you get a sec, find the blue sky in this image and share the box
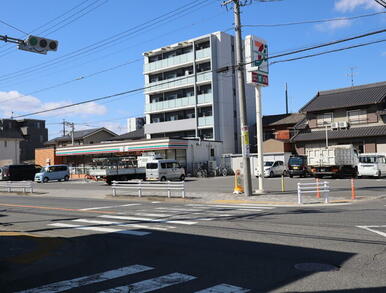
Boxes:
[0,0,385,138]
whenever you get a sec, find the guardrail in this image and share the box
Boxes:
[0,181,34,193]
[112,180,185,198]
[297,181,329,204]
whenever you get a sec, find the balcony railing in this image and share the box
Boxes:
[143,47,211,73]
[144,118,196,135]
[145,93,213,113]
[145,71,211,94]
[198,116,214,127]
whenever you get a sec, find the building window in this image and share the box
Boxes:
[316,113,333,126]
[348,109,367,124]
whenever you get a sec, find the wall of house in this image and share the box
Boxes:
[0,139,20,166]
[307,105,383,131]
[35,147,63,167]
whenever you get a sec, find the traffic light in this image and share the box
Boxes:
[18,35,59,54]
[27,35,58,51]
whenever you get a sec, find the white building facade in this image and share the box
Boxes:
[143,31,256,154]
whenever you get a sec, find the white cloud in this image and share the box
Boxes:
[315,18,352,31]
[335,0,383,12]
[0,90,107,118]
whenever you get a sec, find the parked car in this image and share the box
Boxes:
[35,165,70,183]
[288,156,309,178]
[146,159,185,181]
[263,161,286,177]
[0,164,41,181]
[358,154,386,178]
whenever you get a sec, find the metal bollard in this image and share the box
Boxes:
[138,182,142,197]
[351,178,356,200]
[281,175,285,192]
[323,181,329,203]
[297,182,302,204]
[112,187,116,197]
[167,181,171,198]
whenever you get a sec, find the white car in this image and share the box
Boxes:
[263,161,286,177]
[358,154,386,178]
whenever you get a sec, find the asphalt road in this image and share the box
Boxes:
[0,194,385,292]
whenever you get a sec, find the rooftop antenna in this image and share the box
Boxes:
[347,67,357,87]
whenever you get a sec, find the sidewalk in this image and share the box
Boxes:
[0,180,381,206]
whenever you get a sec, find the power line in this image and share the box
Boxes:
[270,39,386,65]
[12,30,385,120]
[0,0,210,83]
[0,19,28,35]
[0,8,226,97]
[243,11,386,27]
[0,0,98,53]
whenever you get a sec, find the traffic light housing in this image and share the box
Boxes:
[19,35,58,54]
[27,35,58,51]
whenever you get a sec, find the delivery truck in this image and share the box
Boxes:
[306,145,358,178]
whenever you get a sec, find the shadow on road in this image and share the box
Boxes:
[0,227,364,292]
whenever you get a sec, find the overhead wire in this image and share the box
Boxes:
[0,19,28,35]
[12,31,385,119]
[0,0,210,84]
[243,11,386,27]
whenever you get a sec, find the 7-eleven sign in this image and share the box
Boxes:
[245,35,269,86]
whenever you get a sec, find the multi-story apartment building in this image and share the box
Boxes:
[143,31,256,154]
[292,81,386,154]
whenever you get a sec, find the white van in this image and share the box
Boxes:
[263,161,286,177]
[358,154,386,178]
[146,159,185,181]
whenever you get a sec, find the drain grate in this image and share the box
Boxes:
[295,263,339,272]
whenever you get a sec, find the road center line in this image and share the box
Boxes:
[18,264,153,293]
[0,203,117,214]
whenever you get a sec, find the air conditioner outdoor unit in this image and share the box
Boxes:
[330,122,339,130]
[338,121,349,129]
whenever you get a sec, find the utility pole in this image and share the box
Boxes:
[70,123,75,146]
[285,82,289,114]
[222,0,253,196]
[62,119,66,136]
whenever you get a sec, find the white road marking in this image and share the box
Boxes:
[187,204,270,210]
[72,219,173,231]
[80,203,140,211]
[156,207,200,212]
[99,272,196,293]
[48,223,150,236]
[357,225,386,238]
[195,283,250,293]
[151,201,161,203]
[18,264,153,293]
[100,215,197,225]
[134,213,172,217]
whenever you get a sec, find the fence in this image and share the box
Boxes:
[0,181,34,193]
[112,180,185,198]
[297,181,329,204]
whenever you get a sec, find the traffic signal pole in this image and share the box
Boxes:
[233,0,253,196]
[0,35,24,45]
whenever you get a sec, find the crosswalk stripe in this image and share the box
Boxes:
[18,265,153,293]
[72,219,173,231]
[99,272,196,293]
[156,207,200,212]
[100,215,197,225]
[80,204,140,211]
[195,283,250,292]
[48,223,150,236]
[187,204,271,210]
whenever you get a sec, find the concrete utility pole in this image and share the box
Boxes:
[232,0,253,196]
[285,83,289,114]
[62,119,66,136]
